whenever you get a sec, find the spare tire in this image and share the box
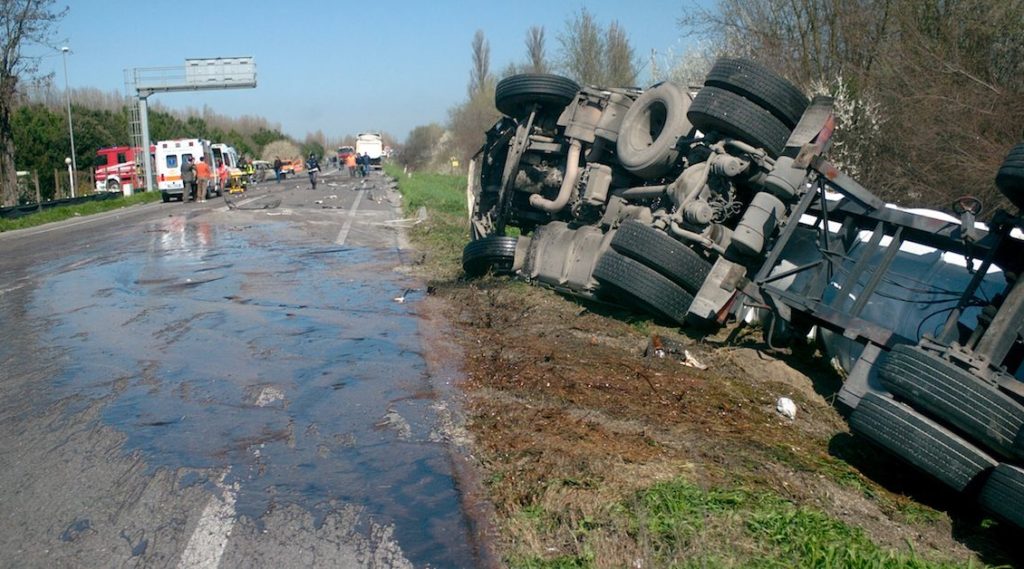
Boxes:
[462,235,518,277]
[995,142,1024,210]
[687,87,791,157]
[703,58,808,129]
[615,82,694,179]
[495,74,580,119]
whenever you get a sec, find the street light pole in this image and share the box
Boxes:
[61,47,77,195]
[65,157,74,198]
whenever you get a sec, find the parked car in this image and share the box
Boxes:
[462,58,1024,530]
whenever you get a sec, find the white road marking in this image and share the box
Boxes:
[334,188,365,246]
[177,471,237,569]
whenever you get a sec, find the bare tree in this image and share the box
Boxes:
[525,26,549,74]
[469,30,493,96]
[605,21,637,86]
[559,7,605,85]
[0,0,67,206]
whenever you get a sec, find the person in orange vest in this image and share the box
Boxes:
[344,152,357,177]
[217,159,229,194]
[194,156,212,203]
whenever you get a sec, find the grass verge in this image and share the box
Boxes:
[385,163,468,279]
[0,191,163,232]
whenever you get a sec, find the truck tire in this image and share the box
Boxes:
[850,391,997,492]
[978,463,1024,530]
[687,86,791,157]
[462,235,518,277]
[495,74,580,119]
[878,345,1024,461]
[594,250,695,326]
[610,220,711,294]
[106,178,121,192]
[615,82,694,179]
[703,58,808,129]
[995,142,1024,210]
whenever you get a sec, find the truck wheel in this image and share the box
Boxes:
[106,178,121,192]
[610,220,711,294]
[615,82,694,179]
[703,58,808,129]
[978,463,1024,530]
[995,142,1024,210]
[462,235,518,277]
[850,391,998,492]
[687,86,791,157]
[495,74,580,119]
[594,250,695,326]
[878,344,1024,461]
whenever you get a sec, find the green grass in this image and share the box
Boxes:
[0,192,163,232]
[385,164,470,278]
[631,478,970,568]
[384,163,467,217]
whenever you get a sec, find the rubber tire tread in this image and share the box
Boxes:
[978,463,1024,530]
[495,74,580,119]
[996,143,1024,208]
[878,344,1024,461]
[687,87,791,157]
[593,250,694,326]
[850,392,997,492]
[462,236,518,277]
[703,58,808,129]
[610,221,711,294]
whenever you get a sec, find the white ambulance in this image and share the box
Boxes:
[155,138,215,202]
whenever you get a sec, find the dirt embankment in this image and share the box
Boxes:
[420,273,1021,567]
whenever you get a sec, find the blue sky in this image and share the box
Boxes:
[34,0,707,142]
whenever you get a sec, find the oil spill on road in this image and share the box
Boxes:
[27,217,477,567]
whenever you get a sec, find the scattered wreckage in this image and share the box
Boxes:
[462,58,1024,530]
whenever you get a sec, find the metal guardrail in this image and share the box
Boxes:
[0,192,123,220]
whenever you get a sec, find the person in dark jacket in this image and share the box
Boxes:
[305,153,320,190]
[181,155,197,201]
[273,156,283,183]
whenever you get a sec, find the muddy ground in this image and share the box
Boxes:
[417,262,1022,566]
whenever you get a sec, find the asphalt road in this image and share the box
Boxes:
[0,168,484,568]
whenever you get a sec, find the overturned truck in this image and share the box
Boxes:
[463,58,1024,530]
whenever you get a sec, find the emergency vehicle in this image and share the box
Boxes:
[155,138,215,202]
[93,145,153,193]
[211,143,247,192]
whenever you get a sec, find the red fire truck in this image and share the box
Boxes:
[93,145,153,193]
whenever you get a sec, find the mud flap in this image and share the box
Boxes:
[688,257,746,325]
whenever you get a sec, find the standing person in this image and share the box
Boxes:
[345,152,357,177]
[181,155,196,202]
[305,153,321,190]
[360,152,370,177]
[217,159,229,194]
[273,156,283,183]
[195,156,212,203]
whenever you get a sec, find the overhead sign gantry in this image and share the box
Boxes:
[125,57,257,192]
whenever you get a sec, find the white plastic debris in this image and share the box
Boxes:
[776,397,797,420]
[681,350,707,370]
[314,200,323,204]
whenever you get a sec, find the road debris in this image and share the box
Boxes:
[776,397,797,420]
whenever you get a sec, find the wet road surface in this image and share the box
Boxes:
[0,169,483,568]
